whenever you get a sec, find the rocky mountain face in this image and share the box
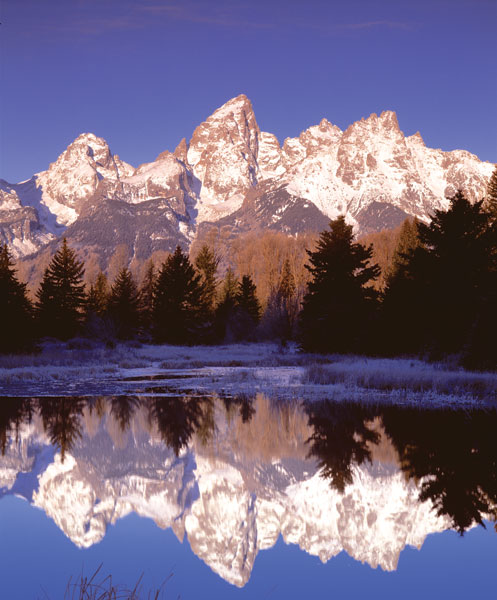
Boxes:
[1,95,493,267]
[0,402,454,588]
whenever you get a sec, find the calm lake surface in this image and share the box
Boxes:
[1,392,496,599]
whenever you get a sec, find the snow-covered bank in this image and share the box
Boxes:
[0,341,496,405]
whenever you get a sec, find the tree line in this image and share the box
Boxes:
[1,168,497,368]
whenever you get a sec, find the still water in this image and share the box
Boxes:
[1,394,496,599]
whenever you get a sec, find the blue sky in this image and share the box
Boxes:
[1,0,496,183]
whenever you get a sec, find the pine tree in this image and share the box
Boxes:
[382,218,423,354]
[152,246,204,344]
[384,191,497,360]
[139,259,156,333]
[484,164,497,218]
[299,217,380,353]
[386,217,421,281]
[195,245,219,313]
[261,258,299,342]
[107,268,140,339]
[85,271,109,318]
[213,267,239,342]
[0,244,33,352]
[35,238,86,339]
[234,275,262,338]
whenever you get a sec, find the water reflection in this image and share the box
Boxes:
[1,394,496,585]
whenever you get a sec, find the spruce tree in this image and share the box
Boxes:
[418,191,496,356]
[384,191,497,361]
[195,245,219,313]
[382,218,423,354]
[0,244,33,352]
[233,275,262,341]
[139,259,156,333]
[214,267,239,342]
[299,216,380,353]
[107,268,140,339]
[264,258,299,342]
[85,271,109,318]
[35,238,86,339]
[152,246,204,344]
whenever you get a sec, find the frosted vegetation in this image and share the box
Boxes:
[1,341,496,405]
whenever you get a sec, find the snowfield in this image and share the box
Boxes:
[1,341,496,406]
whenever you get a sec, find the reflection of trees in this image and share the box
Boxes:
[382,406,497,534]
[0,398,35,455]
[149,396,206,456]
[38,397,85,462]
[221,394,256,424]
[305,401,379,493]
[2,393,496,536]
[110,396,140,432]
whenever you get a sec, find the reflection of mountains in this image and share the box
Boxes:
[1,395,496,586]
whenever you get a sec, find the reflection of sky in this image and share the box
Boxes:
[1,495,495,600]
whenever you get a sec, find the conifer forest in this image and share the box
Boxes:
[2,180,497,371]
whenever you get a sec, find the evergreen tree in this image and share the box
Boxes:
[194,245,219,313]
[384,191,497,361]
[232,275,262,340]
[152,246,204,344]
[0,244,33,352]
[484,164,497,219]
[382,218,424,354]
[35,238,86,339]
[138,259,156,333]
[236,275,262,324]
[107,268,140,339]
[85,271,109,318]
[213,267,239,342]
[260,258,299,342]
[299,217,380,353]
[386,217,421,281]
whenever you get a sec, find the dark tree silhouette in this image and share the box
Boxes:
[0,398,35,455]
[305,401,378,493]
[195,245,219,314]
[35,238,86,339]
[384,192,497,361]
[150,396,204,456]
[38,397,85,462]
[299,217,380,353]
[382,405,497,534]
[231,275,262,340]
[110,396,140,432]
[85,271,109,318]
[138,259,156,333]
[107,268,140,339]
[0,244,33,352]
[214,267,239,342]
[152,246,204,344]
[260,258,299,342]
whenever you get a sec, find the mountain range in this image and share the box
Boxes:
[1,94,493,270]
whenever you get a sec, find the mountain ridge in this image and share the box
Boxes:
[1,94,493,264]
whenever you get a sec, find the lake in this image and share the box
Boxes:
[1,391,496,599]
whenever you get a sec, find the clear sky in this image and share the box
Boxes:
[1,0,496,183]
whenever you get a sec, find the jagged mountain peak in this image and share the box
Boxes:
[173,138,189,163]
[208,93,254,119]
[1,96,493,263]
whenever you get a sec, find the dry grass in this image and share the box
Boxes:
[63,564,170,600]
